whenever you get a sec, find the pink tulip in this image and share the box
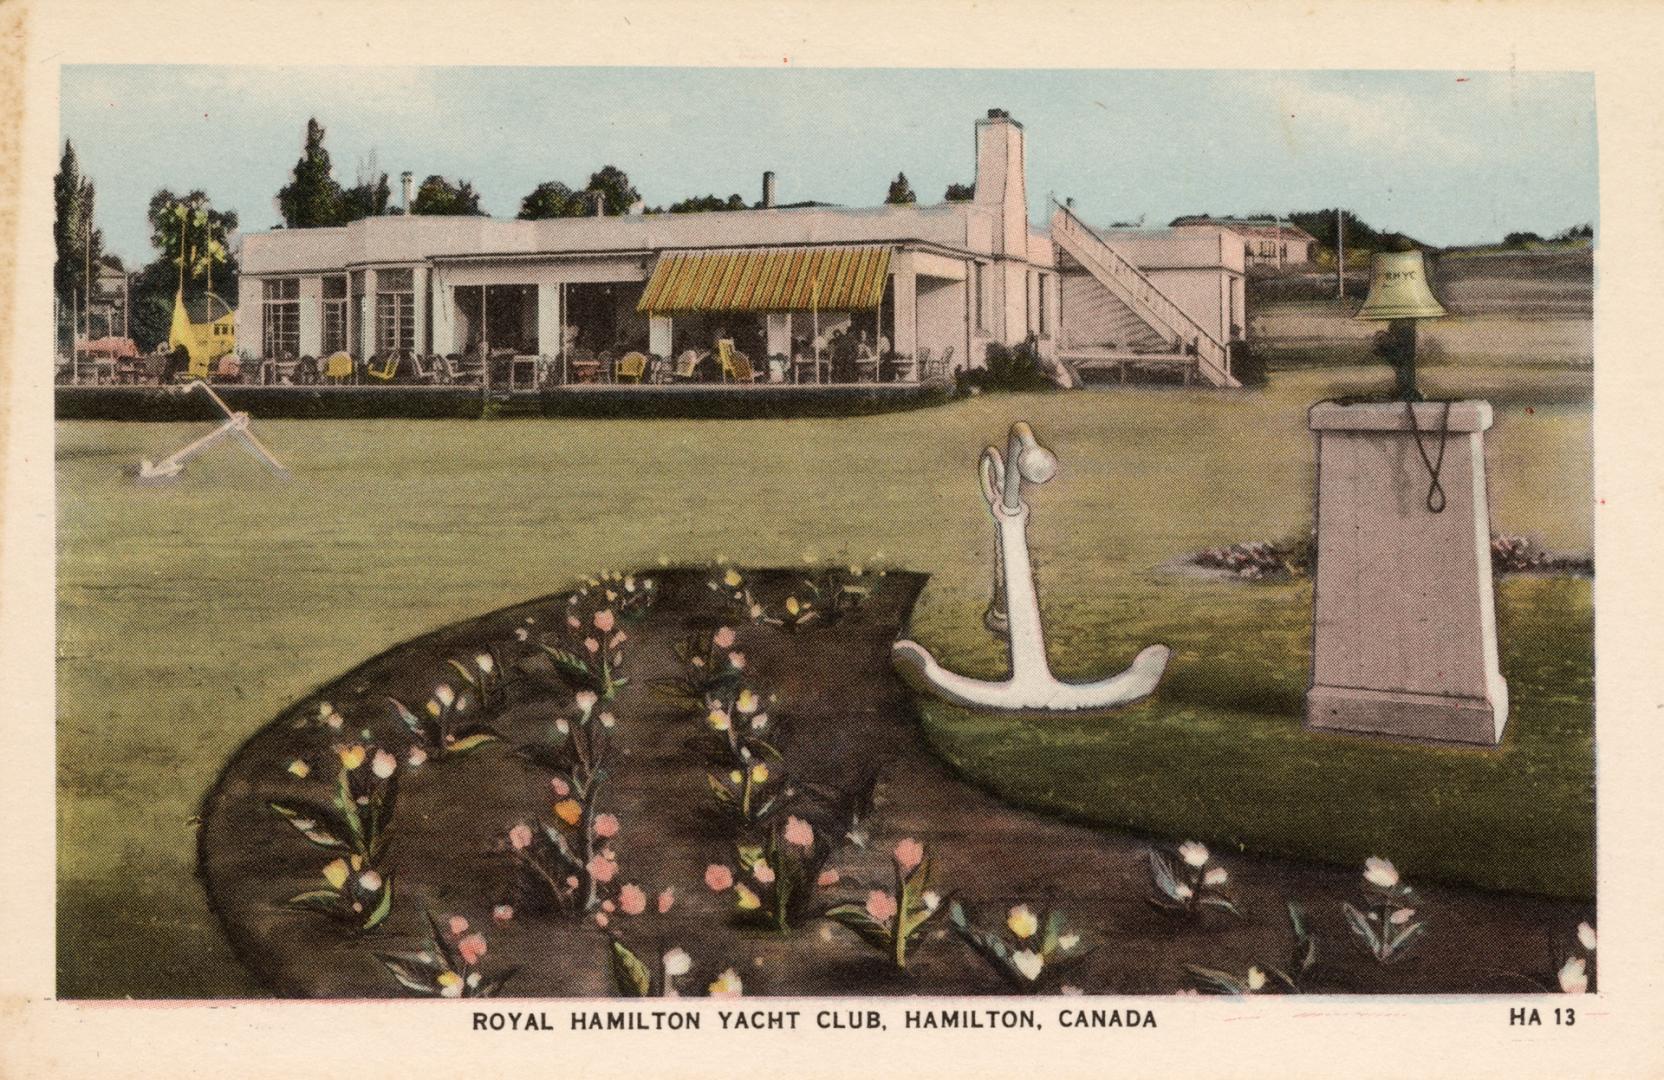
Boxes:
[565,875,580,889]
[729,651,746,670]
[713,627,736,649]
[509,824,533,850]
[705,864,734,891]
[657,888,676,914]
[567,615,582,629]
[595,912,609,928]
[458,932,487,965]
[893,838,925,874]
[610,631,628,648]
[594,610,615,633]
[619,884,647,915]
[817,868,840,887]
[593,813,620,838]
[602,899,616,913]
[550,776,570,797]
[585,638,600,654]
[783,816,815,848]
[588,854,618,883]
[448,915,470,936]
[493,905,514,922]
[865,890,898,923]
[753,862,776,885]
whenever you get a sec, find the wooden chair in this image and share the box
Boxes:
[717,339,755,383]
[614,351,648,384]
[452,353,485,386]
[272,356,300,385]
[852,342,880,383]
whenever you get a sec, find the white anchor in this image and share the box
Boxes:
[135,380,290,483]
[893,421,1170,710]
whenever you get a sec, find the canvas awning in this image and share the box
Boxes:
[637,245,891,315]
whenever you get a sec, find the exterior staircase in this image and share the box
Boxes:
[1050,201,1240,388]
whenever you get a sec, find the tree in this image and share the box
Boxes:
[411,175,484,216]
[277,119,346,228]
[666,193,748,214]
[584,165,640,216]
[129,190,240,352]
[518,181,584,220]
[943,181,975,202]
[342,171,393,220]
[53,141,103,309]
[886,173,917,205]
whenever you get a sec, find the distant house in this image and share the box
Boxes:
[1172,216,1318,268]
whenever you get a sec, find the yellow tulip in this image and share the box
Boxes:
[554,799,583,826]
[723,569,743,588]
[729,770,744,785]
[707,709,731,731]
[734,884,762,910]
[735,689,758,714]
[785,596,800,616]
[322,858,349,890]
[338,745,366,771]
[751,764,769,784]
[1007,904,1039,939]
[287,760,310,778]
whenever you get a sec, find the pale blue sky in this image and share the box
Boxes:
[62,66,1597,266]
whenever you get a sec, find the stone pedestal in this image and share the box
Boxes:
[1305,401,1509,746]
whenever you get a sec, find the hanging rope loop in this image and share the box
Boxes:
[1404,400,1452,514]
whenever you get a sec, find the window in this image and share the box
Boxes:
[261,277,300,358]
[973,263,986,331]
[321,275,348,355]
[1037,273,1048,335]
[375,268,415,354]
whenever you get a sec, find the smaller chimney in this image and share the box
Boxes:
[762,170,777,209]
[401,171,414,214]
[593,190,606,217]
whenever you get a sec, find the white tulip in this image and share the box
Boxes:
[1558,957,1588,994]
[1178,841,1210,868]
[476,653,494,675]
[435,684,455,708]
[1011,950,1045,981]
[662,948,693,977]
[1363,857,1399,889]
[1247,966,1266,991]
[1203,867,1228,886]
[1577,922,1596,952]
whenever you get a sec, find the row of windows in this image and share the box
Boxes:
[973,264,1051,337]
[260,272,413,357]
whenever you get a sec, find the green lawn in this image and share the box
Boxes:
[55,365,1592,997]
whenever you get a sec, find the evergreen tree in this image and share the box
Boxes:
[885,173,917,205]
[943,181,975,202]
[53,140,103,306]
[277,119,346,228]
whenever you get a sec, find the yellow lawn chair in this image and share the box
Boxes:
[717,339,755,383]
[325,351,355,384]
[614,351,647,384]
[366,353,400,382]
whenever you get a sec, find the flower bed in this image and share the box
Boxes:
[197,567,1592,997]
[1188,534,1590,581]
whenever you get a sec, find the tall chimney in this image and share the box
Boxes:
[762,170,777,209]
[401,171,414,214]
[974,108,1026,257]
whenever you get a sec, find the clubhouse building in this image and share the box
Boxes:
[237,110,1246,389]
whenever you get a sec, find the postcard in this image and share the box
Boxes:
[5,1,1662,1077]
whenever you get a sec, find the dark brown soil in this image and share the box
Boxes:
[198,568,1589,999]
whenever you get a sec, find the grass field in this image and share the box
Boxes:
[56,359,1592,998]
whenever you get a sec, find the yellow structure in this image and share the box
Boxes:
[167,289,237,378]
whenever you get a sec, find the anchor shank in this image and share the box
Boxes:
[993,502,1051,682]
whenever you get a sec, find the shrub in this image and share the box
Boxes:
[957,341,1057,393]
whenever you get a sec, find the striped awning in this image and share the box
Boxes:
[637,245,891,315]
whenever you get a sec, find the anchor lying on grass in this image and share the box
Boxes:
[893,421,1169,711]
[132,380,290,483]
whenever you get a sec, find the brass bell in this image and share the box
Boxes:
[1355,250,1447,321]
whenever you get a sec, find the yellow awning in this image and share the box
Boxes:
[637,245,891,315]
